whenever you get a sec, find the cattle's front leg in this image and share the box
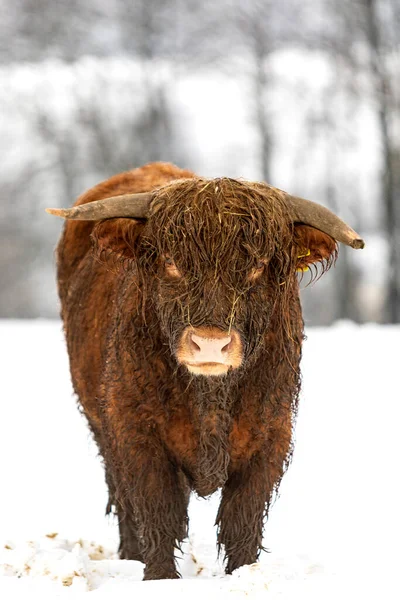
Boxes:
[218,437,291,575]
[120,447,190,580]
[216,453,269,573]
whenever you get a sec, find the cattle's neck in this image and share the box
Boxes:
[188,372,238,407]
[181,375,238,496]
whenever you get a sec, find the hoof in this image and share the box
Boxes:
[143,567,180,580]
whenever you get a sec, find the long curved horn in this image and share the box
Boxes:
[283,193,365,249]
[46,192,153,220]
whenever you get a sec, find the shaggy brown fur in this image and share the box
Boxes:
[56,162,337,580]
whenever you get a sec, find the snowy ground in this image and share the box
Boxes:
[0,319,399,598]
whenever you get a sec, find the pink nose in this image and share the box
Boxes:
[190,333,232,363]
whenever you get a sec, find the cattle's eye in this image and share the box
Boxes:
[164,255,182,278]
[248,261,266,282]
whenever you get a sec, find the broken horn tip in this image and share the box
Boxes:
[351,238,365,249]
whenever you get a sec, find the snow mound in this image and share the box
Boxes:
[1,534,335,598]
[1,535,118,590]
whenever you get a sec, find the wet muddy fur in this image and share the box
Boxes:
[56,162,337,580]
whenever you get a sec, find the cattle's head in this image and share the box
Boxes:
[47,176,364,377]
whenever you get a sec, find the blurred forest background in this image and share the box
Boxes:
[0,0,399,324]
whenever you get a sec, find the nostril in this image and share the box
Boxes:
[189,334,201,353]
[221,338,232,353]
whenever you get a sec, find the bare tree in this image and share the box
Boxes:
[307,0,400,322]
[362,0,400,322]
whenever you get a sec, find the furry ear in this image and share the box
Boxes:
[91,218,145,267]
[293,224,338,274]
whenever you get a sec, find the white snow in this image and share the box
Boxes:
[0,319,399,598]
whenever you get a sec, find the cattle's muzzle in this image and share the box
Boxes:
[176,326,243,376]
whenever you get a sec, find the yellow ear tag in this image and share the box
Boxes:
[297,248,310,272]
[297,248,311,259]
